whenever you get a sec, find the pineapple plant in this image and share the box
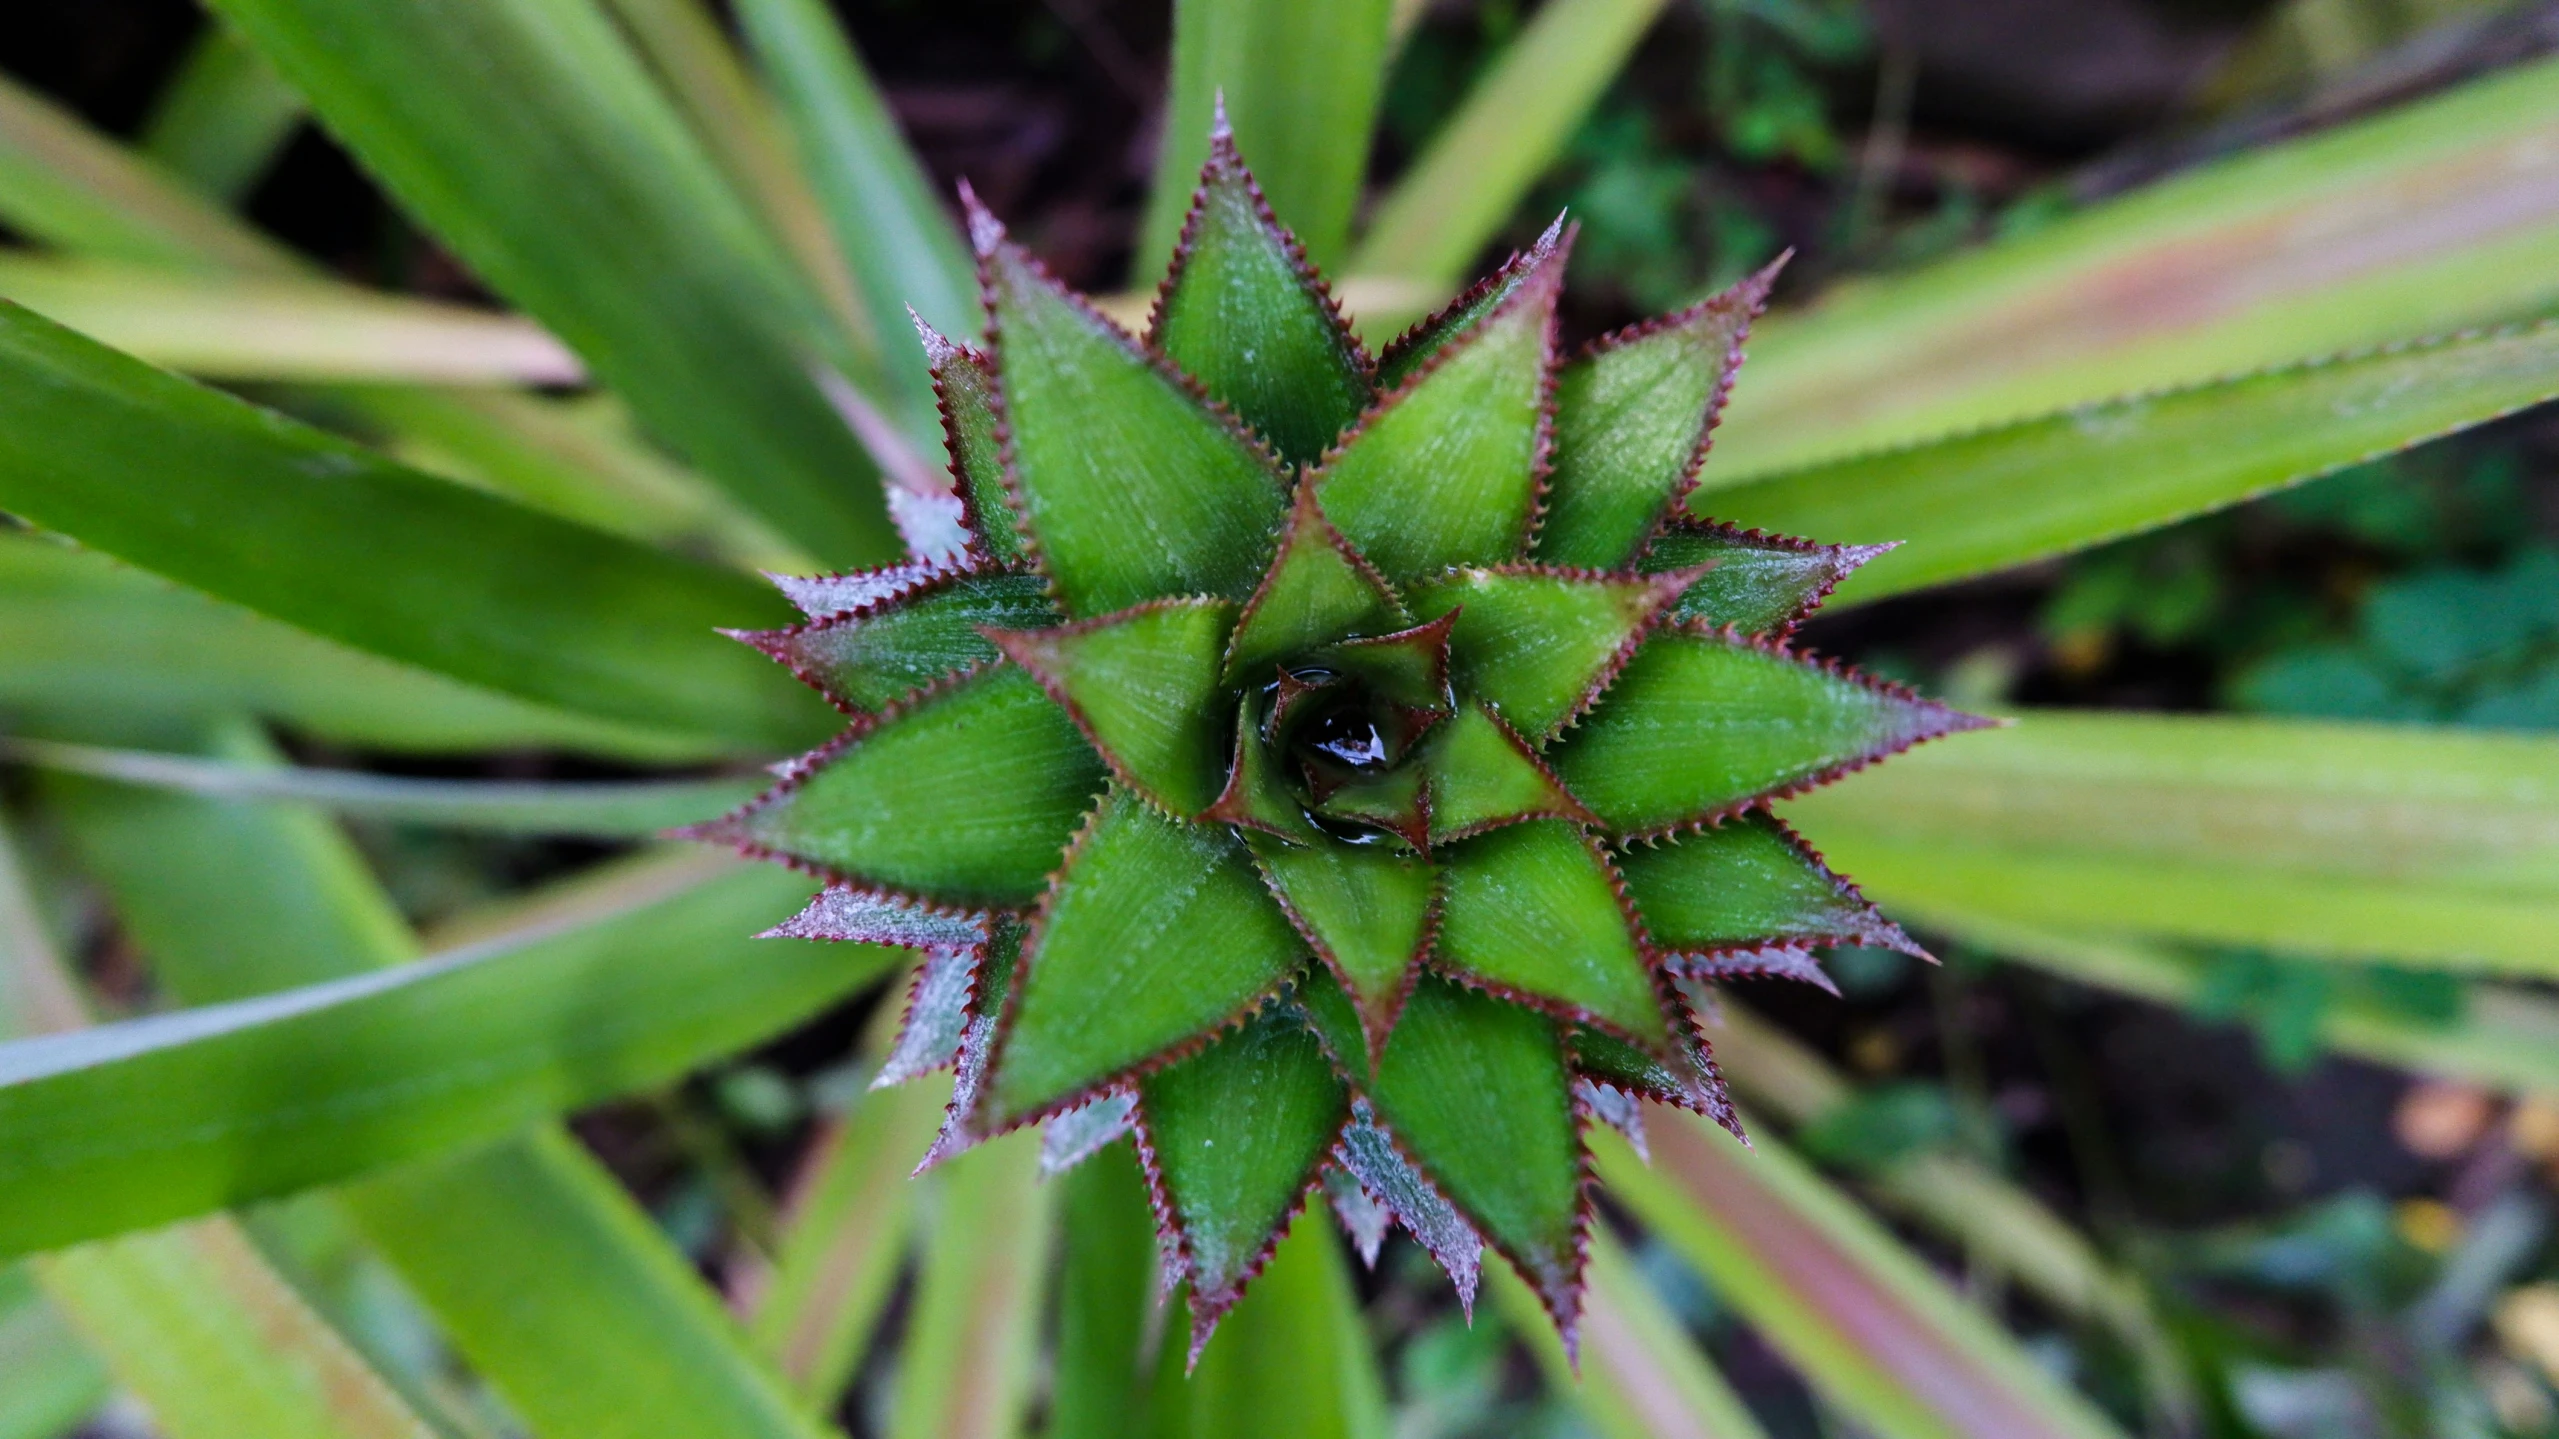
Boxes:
[0,2,2552,1433]
[694,120,1984,1351]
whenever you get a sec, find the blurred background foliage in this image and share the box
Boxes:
[5,0,2559,1436]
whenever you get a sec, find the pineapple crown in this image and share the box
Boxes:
[686,114,1989,1362]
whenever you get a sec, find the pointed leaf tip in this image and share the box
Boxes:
[1356,978,1587,1333]
[1139,1006,1344,1337]
[751,566,1056,713]
[711,665,1105,906]
[1335,1099,1486,1312]
[1223,472,1404,685]
[918,324,1030,568]
[1644,520,1896,638]
[1040,1089,1137,1173]
[1319,232,1568,582]
[1436,819,1671,1048]
[981,208,1289,614]
[1424,703,1595,844]
[876,942,986,1088]
[912,306,962,364]
[1554,627,1995,837]
[959,178,1003,255]
[1540,258,1783,568]
[1409,565,1691,743]
[1249,834,1436,1061]
[1152,132,1371,467]
[1673,945,1842,995]
[766,561,949,619]
[759,883,990,950]
[1324,1165,1393,1268]
[1619,811,1926,962]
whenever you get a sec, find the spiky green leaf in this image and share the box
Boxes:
[705,667,1106,906]
[1153,127,1371,467]
[1641,520,1890,637]
[976,213,1287,615]
[1208,696,1320,840]
[1362,977,1585,1332]
[743,567,1056,713]
[1436,820,1666,1046]
[1617,812,1917,958]
[984,790,1306,1125]
[1142,1005,1346,1325]
[993,599,1237,817]
[1248,835,1434,1052]
[1407,566,1682,741]
[1309,764,1430,852]
[1314,236,1562,582]
[1537,264,1774,568]
[1225,484,1406,685]
[921,327,1029,566]
[1316,613,1457,714]
[1552,628,1988,836]
[1424,703,1591,842]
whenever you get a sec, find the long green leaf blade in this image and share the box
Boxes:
[37,1222,438,1439]
[344,385,811,573]
[1491,1229,1772,1439]
[137,20,305,203]
[733,0,976,352]
[1707,1005,2191,1422]
[0,1266,107,1439]
[47,731,855,1439]
[0,70,300,277]
[887,1129,1051,1439]
[1604,1117,2126,1439]
[0,303,829,751]
[1,810,438,1439]
[1925,914,2559,1098]
[0,858,881,1259]
[344,1129,842,1439]
[0,533,721,762]
[749,1076,945,1404]
[0,256,583,385]
[1350,0,1665,289]
[1715,55,2559,480]
[1050,1140,1160,1438]
[209,0,902,562]
[1141,0,1393,276]
[1785,711,2559,972]
[5,737,757,837]
[1705,322,2559,604]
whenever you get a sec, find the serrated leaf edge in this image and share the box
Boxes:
[1312,223,1575,569]
[962,787,1306,1136]
[728,555,1034,716]
[1422,561,1708,745]
[1596,621,2003,842]
[1145,108,1376,398]
[1593,250,1789,551]
[963,181,1292,614]
[1126,996,1350,1367]
[1643,516,1899,639]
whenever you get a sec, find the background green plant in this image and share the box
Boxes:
[0,0,2556,1435]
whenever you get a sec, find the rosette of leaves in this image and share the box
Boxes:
[690,120,1985,1356]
